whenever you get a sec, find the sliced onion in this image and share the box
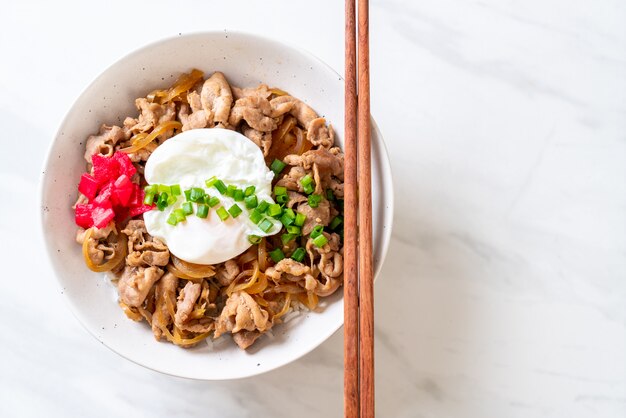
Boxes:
[163,69,204,103]
[272,293,291,320]
[119,120,182,154]
[82,227,127,272]
[171,255,215,279]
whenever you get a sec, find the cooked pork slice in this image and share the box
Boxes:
[127,98,176,134]
[152,272,178,340]
[243,126,272,156]
[286,191,308,209]
[174,282,202,326]
[283,148,343,178]
[232,84,272,101]
[306,118,333,148]
[269,96,318,129]
[298,199,331,235]
[228,96,276,132]
[275,166,306,192]
[214,291,271,339]
[215,259,240,286]
[84,125,127,164]
[232,330,262,350]
[201,72,233,125]
[118,266,164,307]
[122,220,170,267]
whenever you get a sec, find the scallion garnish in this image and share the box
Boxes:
[158,184,171,195]
[248,235,262,245]
[205,176,218,188]
[173,208,186,222]
[270,159,286,175]
[286,225,301,235]
[216,206,229,221]
[189,187,205,202]
[274,185,287,196]
[310,225,324,239]
[244,195,258,209]
[269,248,285,263]
[250,209,263,224]
[329,216,343,230]
[233,189,245,202]
[144,184,158,195]
[184,189,192,201]
[182,201,194,215]
[167,213,178,225]
[308,194,322,208]
[170,184,182,196]
[214,179,227,194]
[196,204,209,218]
[267,203,282,217]
[313,234,328,248]
[157,193,169,211]
[294,212,306,227]
[258,218,274,232]
[225,184,237,197]
[244,186,256,197]
[326,188,335,201]
[207,196,220,207]
[144,193,155,205]
[281,233,296,245]
[228,204,243,218]
[291,247,306,262]
[257,200,270,213]
[276,194,288,204]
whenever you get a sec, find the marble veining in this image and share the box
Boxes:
[1,0,624,417]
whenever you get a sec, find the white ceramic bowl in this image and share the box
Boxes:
[41,32,393,380]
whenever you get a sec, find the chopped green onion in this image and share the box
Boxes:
[329,216,343,230]
[267,203,282,217]
[214,179,227,194]
[182,201,194,215]
[167,213,178,225]
[337,199,344,211]
[144,193,155,205]
[158,184,171,194]
[205,176,218,188]
[225,184,237,197]
[313,234,328,248]
[276,194,288,204]
[284,208,295,219]
[281,233,296,245]
[244,195,258,209]
[310,225,324,239]
[233,189,245,202]
[303,184,314,195]
[326,188,335,201]
[286,225,301,235]
[167,194,177,205]
[156,193,169,211]
[196,204,209,218]
[269,248,285,263]
[300,174,313,187]
[170,184,182,196]
[216,207,229,221]
[207,196,220,207]
[270,159,286,175]
[173,208,186,222]
[184,189,192,201]
[189,187,205,202]
[244,185,256,197]
[258,218,274,232]
[248,235,262,245]
[144,184,157,194]
[249,209,263,224]
[280,213,294,227]
[274,185,287,196]
[257,200,270,213]
[291,247,306,262]
[228,204,243,218]
[308,194,322,208]
[294,212,306,227]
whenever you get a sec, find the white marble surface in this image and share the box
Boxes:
[1,0,625,416]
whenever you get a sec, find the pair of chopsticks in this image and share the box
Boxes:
[344,0,374,416]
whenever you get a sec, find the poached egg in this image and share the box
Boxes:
[143,128,280,265]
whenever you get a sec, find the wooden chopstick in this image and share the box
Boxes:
[357,0,374,416]
[343,0,360,416]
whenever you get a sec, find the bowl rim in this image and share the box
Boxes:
[39,30,394,380]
